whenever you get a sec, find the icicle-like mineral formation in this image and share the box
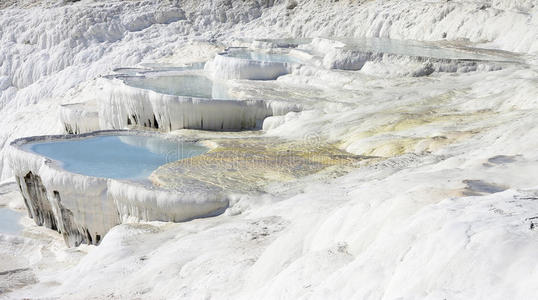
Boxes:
[97,76,300,131]
[8,131,229,246]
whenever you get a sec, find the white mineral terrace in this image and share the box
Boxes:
[300,37,521,74]
[7,130,227,247]
[97,73,301,131]
[59,71,303,134]
[205,48,307,80]
[58,37,519,136]
[8,128,365,247]
[59,101,100,134]
[0,0,537,297]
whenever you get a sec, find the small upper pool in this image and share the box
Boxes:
[113,62,206,76]
[224,50,304,64]
[122,74,230,99]
[339,38,514,61]
[23,135,208,180]
[0,207,22,235]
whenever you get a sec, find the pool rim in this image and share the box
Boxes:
[10,129,211,182]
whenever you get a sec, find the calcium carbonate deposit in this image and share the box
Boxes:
[0,0,537,298]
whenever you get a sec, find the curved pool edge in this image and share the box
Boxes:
[8,130,229,247]
[205,50,300,80]
[97,76,302,132]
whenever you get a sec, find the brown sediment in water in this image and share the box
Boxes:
[150,137,370,193]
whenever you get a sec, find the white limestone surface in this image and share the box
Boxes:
[59,101,100,134]
[97,75,301,131]
[0,0,537,298]
[205,50,295,80]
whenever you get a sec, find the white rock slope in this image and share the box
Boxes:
[0,0,537,299]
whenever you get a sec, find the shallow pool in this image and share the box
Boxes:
[113,62,206,76]
[23,135,208,180]
[342,38,512,61]
[0,208,22,235]
[122,74,230,99]
[225,50,304,64]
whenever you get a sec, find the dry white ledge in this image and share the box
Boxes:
[205,49,297,80]
[60,101,100,134]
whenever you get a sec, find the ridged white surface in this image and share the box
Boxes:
[0,0,537,298]
[97,77,298,131]
[205,52,292,80]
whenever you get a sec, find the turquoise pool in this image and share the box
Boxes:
[23,135,208,180]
